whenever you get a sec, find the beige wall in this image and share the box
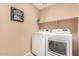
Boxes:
[77,4,79,16]
[41,3,78,22]
[0,3,39,55]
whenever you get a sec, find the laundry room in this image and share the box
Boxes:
[0,3,79,56]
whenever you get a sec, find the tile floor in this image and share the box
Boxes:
[24,52,33,56]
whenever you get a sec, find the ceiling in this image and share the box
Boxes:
[32,3,55,10]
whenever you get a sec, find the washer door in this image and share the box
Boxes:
[48,40,67,56]
[46,34,72,56]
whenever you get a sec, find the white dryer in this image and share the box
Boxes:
[32,32,47,56]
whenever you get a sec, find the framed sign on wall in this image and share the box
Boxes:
[11,7,24,22]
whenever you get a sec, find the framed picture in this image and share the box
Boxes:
[11,7,24,22]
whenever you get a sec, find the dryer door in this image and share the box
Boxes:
[32,33,46,56]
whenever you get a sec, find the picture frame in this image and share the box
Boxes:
[11,7,24,22]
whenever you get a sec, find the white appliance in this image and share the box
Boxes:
[32,29,72,56]
[32,32,47,56]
